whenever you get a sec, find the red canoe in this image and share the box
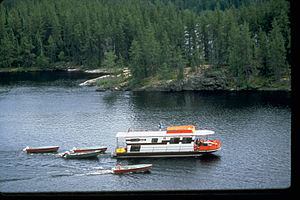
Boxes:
[112,164,152,174]
[24,146,59,153]
[72,146,107,153]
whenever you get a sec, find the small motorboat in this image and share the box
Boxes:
[112,164,152,174]
[24,146,59,153]
[62,150,101,159]
[72,146,107,153]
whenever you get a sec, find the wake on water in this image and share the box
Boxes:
[48,166,114,177]
[40,153,115,176]
[85,170,113,175]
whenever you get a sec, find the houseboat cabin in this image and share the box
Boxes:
[113,125,221,158]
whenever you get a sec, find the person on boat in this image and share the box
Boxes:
[117,162,122,169]
[196,137,204,146]
[196,138,200,146]
[200,136,204,143]
[159,121,163,131]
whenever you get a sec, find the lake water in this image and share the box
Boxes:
[0,72,291,193]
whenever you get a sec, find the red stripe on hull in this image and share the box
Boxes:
[73,148,107,153]
[26,147,59,153]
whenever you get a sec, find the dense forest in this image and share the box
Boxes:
[0,0,291,89]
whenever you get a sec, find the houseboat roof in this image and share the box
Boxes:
[116,130,215,138]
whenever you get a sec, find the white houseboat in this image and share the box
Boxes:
[112,125,221,158]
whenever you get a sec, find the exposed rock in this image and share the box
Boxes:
[81,68,131,89]
[79,75,114,87]
[67,68,81,72]
[133,70,228,92]
[84,69,108,74]
[190,71,227,90]
[81,66,290,92]
[118,81,130,91]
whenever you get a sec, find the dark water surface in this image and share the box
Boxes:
[0,72,291,192]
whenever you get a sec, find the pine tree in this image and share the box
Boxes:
[20,35,35,68]
[211,3,226,67]
[267,19,286,80]
[102,51,117,70]
[159,31,171,73]
[140,24,161,77]
[129,39,143,84]
[228,21,254,88]
[240,22,254,85]
[197,12,210,63]
[183,10,197,69]
[257,27,270,77]
[45,35,57,63]
[0,5,8,68]
[171,47,186,80]
[0,30,15,67]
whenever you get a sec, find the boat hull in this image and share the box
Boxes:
[25,146,59,153]
[72,146,107,153]
[112,164,152,173]
[62,150,101,159]
[113,149,220,158]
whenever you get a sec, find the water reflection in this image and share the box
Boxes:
[198,154,221,163]
[129,91,290,111]
[126,91,291,129]
[0,71,104,86]
[102,91,123,107]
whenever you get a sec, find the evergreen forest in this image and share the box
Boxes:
[0,0,291,89]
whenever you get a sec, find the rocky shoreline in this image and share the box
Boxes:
[79,67,291,92]
[1,65,290,92]
[132,71,227,92]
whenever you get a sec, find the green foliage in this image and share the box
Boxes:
[267,19,287,80]
[58,51,65,61]
[96,76,125,89]
[102,51,117,70]
[0,0,291,89]
[36,55,50,69]
[129,39,143,83]
[228,22,254,88]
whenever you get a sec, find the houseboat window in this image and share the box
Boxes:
[126,138,146,142]
[151,138,158,143]
[129,138,140,142]
[130,145,141,152]
[170,138,180,144]
[182,137,192,144]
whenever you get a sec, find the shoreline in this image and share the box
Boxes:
[0,67,111,74]
[0,67,291,92]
